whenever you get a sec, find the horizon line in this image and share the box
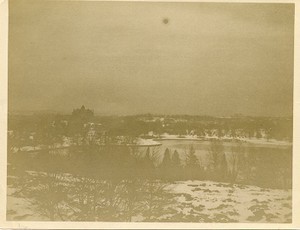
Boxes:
[7,109,293,119]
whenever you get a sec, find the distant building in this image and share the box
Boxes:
[72,105,94,120]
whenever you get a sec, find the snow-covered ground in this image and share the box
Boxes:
[10,138,162,154]
[239,138,292,146]
[157,134,292,146]
[134,138,162,146]
[160,180,292,223]
[7,187,48,221]
[7,180,291,223]
[158,134,202,140]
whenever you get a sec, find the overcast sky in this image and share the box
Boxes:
[8,1,294,116]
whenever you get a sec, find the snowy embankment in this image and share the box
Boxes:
[160,180,292,223]
[134,138,162,146]
[156,134,292,146]
[11,138,162,153]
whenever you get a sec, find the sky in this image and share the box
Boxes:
[8,1,294,116]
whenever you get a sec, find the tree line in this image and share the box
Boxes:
[8,140,291,189]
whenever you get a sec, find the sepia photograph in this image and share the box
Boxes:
[1,0,299,228]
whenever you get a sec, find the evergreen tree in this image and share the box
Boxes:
[171,150,182,180]
[185,145,202,180]
[228,144,243,184]
[209,140,225,181]
[142,147,155,178]
[161,148,172,168]
[219,153,228,181]
[185,145,198,167]
[172,150,181,168]
[160,148,172,180]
